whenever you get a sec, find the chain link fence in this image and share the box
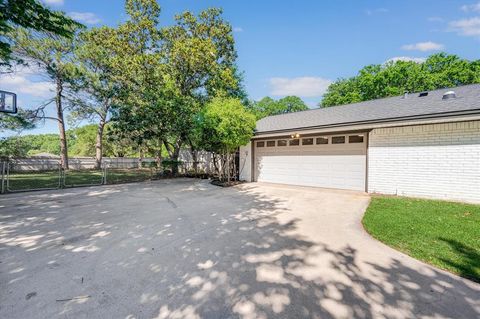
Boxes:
[0,159,214,194]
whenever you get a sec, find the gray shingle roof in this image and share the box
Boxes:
[256,84,480,133]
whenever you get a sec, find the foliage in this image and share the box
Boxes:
[363,196,480,282]
[69,27,119,124]
[160,159,183,171]
[200,97,255,153]
[0,133,59,158]
[105,0,169,157]
[69,26,122,167]
[0,111,34,132]
[321,53,480,107]
[160,7,244,171]
[0,136,29,158]
[199,97,255,181]
[2,0,249,177]
[68,124,97,157]
[0,0,82,66]
[248,96,309,119]
[10,26,82,168]
[0,124,128,158]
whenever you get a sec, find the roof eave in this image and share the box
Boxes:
[253,109,480,138]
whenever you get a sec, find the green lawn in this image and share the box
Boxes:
[7,171,62,190]
[362,196,480,282]
[6,169,161,191]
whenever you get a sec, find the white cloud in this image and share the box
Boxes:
[0,69,54,98]
[42,0,64,6]
[461,2,480,12]
[68,12,102,25]
[269,77,332,98]
[233,27,243,32]
[449,17,480,36]
[401,41,445,51]
[385,56,426,64]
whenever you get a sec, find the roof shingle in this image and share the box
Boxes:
[256,84,480,133]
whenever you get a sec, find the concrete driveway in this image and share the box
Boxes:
[0,179,479,319]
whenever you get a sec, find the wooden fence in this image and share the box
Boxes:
[6,150,216,172]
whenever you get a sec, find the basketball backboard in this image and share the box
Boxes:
[0,90,17,114]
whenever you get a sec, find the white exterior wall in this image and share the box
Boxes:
[368,121,480,203]
[239,142,252,181]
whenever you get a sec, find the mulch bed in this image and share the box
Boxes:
[210,179,245,187]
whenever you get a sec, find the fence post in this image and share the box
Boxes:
[103,164,107,185]
[1,162,5,194]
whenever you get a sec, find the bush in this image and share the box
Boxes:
[141,161,157,168]
[161,159,183,171]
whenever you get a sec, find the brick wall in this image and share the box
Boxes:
[368,121,480,203]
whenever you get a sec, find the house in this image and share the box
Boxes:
[239,84,480,203]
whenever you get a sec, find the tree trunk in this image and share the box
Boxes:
[212,153,219,176]
[170,139,182,176]
[171,147,181,176]
[56,78,68,170]
[138,149,144,169]
[227,153,231,182]
[189,143,198,175]
[155,143,162,169]
[94,119,105,169]
[163,140,173,158]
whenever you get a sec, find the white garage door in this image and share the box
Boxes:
[254,134,367,191]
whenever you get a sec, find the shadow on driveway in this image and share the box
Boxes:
[0,179,479,318]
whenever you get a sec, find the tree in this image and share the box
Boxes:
[248,96,308,119]
[0,136,29,159]
[321,53,480,107]
[0,0,81,67]
[11,26,81,169]
[68,124,97,157]
[105,0,170,168]
[161,7,244,174]
[200,97,255,182]
[69,27,119,168]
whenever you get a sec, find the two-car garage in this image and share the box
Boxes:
[253,133,367,191]
[239,85,480,203]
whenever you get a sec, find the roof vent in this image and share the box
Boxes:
[418,92,428,97]
[442,91,456,100]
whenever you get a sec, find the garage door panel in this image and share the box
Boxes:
[255,135,366,191]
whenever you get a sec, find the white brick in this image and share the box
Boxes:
[368,121,480,203]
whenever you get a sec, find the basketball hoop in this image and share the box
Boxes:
[0,90,17,114]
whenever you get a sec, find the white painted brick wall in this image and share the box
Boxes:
[239,142,252,181]
[368,121,480,203]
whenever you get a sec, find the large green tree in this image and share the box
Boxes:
[69,27,120,168]
[161,7,244,174]
[248,96,309,119]
[321,53,480,107]
[106,0,170,167]
[11,26,81,169]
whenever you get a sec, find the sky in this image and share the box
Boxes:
[1,0,479,136]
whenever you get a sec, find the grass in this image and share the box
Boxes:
[362,196,480,282]
[6,169,161,191]
[7,171,62,190]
